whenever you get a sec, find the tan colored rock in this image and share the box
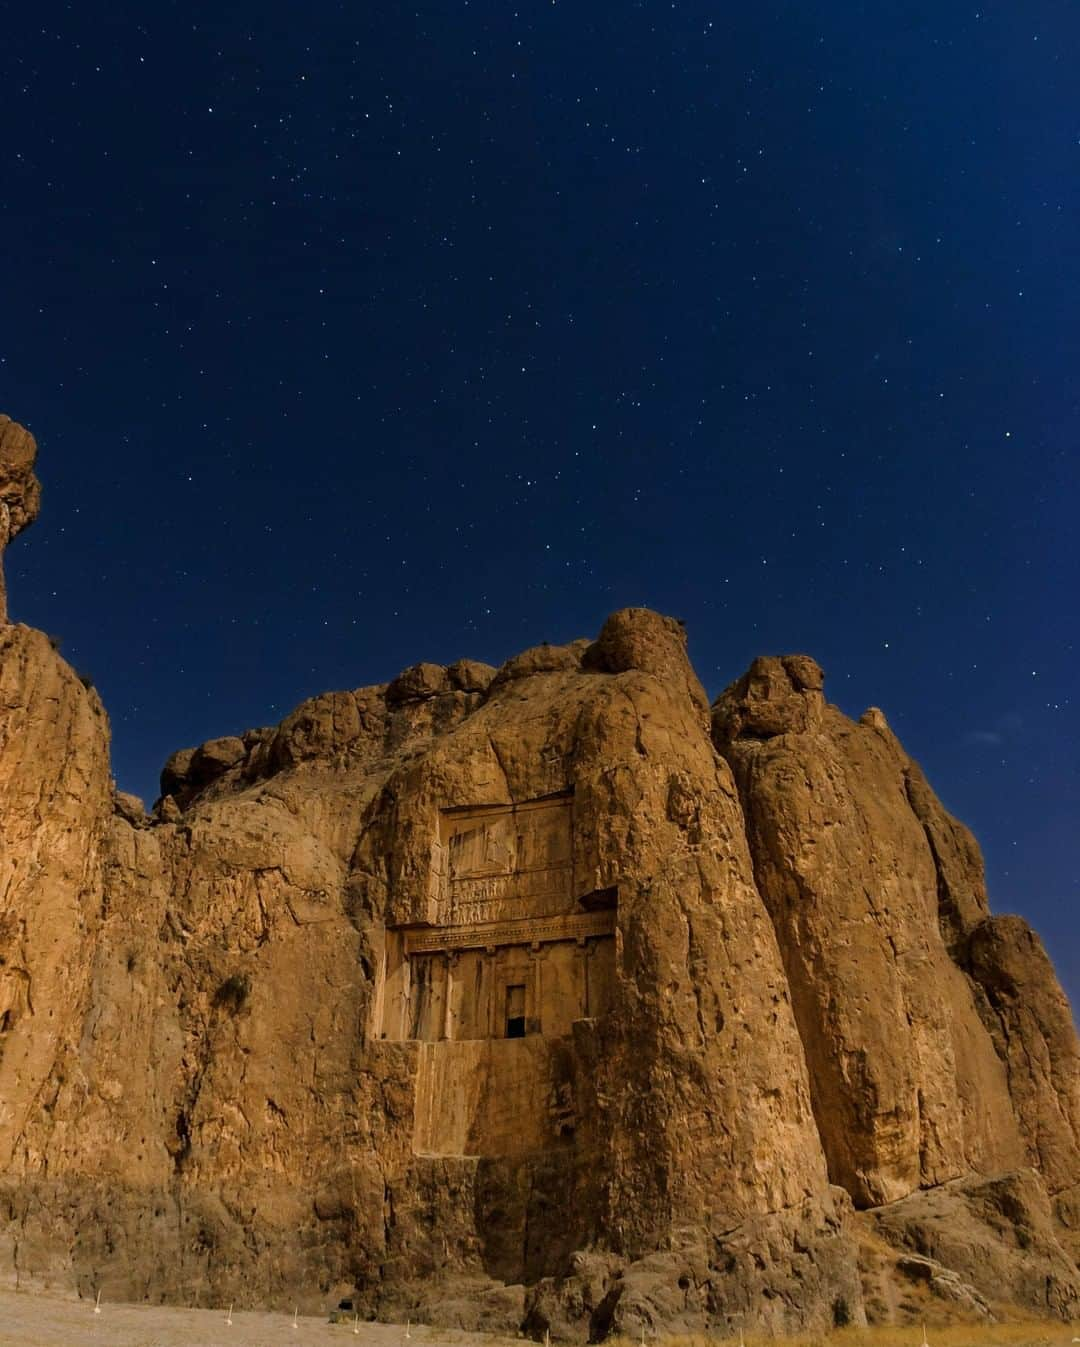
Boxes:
[160,746,196,800]
[155,793,182,823]
[712,657,1026,1207]
[386,662,451,706]
[0,446,1075,1344]
[0,609,857,1332]
[866,1169,1080,1320]
[0,417,41,624]
[890,1252,993,1320]
[490,637,591,690]
[0,626,111,1171]
[903,756,990,948]
[582,608,709,721]
[447,659,496,694]
[191,734,245,778]
[268,689,368,769]
[964,915,1080,1198]
[711,654,824,741]
[113,789,147,827]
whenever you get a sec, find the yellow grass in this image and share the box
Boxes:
[608,1325,1080,1347]
[0,1290,1075,1347]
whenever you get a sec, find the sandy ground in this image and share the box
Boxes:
[1,1293,1078,1347]
[0,1291,516,1347]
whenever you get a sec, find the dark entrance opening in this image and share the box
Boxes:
[505,984,526,1038]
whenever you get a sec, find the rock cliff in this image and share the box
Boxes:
[0,416,1077,1335]
[0,416,41,624]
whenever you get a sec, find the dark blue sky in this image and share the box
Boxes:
[2,2,1076,1007]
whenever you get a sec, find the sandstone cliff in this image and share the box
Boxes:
[0,417,1077,1335]
[0,416,41,624]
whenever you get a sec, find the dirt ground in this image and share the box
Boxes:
[1,1292,1078,1347]
[0,1290,518,1347]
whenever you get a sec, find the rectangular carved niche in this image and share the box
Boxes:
[403,941,609,1159]
[380,915,615,1044]
[432,794,574,926]
[376,792,617,1158]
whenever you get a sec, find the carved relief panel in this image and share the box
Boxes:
[378,794,617,1159]
[389,935,613,1045]
[379,792,616,1047]
[433,795,574,926]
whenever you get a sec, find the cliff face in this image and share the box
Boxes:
[711,660,1079,1217]
[712,660,1024,1208]
[0,417,1077,1335]
[0,416,41,625]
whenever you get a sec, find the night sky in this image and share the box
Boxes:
[2,3,1077,1007]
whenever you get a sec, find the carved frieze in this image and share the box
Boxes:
[433,794,573,926]
[403,909,615,955]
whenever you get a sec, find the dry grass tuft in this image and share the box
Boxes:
[607,1324,1080,1347]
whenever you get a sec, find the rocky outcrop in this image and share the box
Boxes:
[963,915,1080,1246]
[2,603,856,1331]
[712,661,1028,1208]
[0,417,41,624]
[711,655,1080,1322]
[0,415,1077,1335]
[867,1170,1080,1320]
[0,626,112,1170]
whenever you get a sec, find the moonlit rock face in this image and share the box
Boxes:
[0,415,41,622]
[0,599,1076,1334]
[0,415,40,537]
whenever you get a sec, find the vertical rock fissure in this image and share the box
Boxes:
[901,768,965,956]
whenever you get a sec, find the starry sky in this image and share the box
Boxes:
[2,3,1077,1007]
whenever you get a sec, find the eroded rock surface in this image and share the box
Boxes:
[0,417,41,623]
[867,1170,1080,1320]
[712,662,1028,1208]
[0,415,1077,1335]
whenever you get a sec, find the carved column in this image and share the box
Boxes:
[530,942,544,1036]
[443,952,457,1041]
[399,948,412,1040]
[485,946,498,1038]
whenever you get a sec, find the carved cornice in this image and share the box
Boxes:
[403,910,615,955]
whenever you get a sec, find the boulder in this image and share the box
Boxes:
[113,790,147,827]
[385,662,451,706]
[446,658,496,695]
[490,638,590,689]
[160,746,196,800]
[583,608,709,719]
[191,734,246,780]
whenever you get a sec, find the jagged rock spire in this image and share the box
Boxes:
[0,415,41,623]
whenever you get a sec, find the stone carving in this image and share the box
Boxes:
[433,796,573,926]
[392,932,614,1044]
[380,796,615,1162]
[381,805,615,1066]
[403,910,614,955]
